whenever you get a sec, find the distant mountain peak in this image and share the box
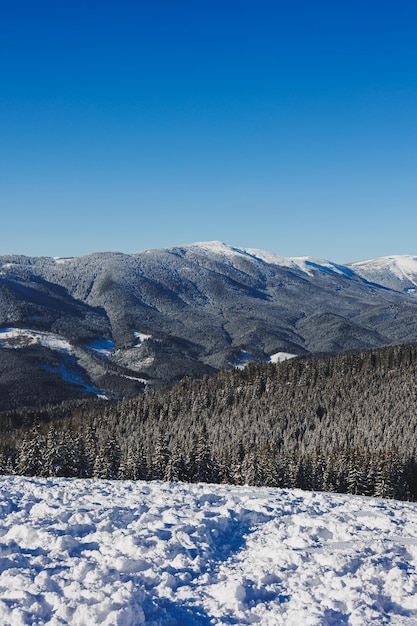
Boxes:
[182,241,243,256]
[349,255,417,292]
[173,242,334,275]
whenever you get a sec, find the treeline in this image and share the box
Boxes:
[1,343,417,500]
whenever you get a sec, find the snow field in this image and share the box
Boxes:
[0,477,417,625]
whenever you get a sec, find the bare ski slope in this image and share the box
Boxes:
[0,476,417,625]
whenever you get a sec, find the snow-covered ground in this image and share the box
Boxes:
[0,477,417,626]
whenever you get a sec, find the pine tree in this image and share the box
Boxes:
[151,433,170,480]
[189,432,218,484]
[43,425,67,477]
[93,435,121,479]
[164,444,189,482]
[67,432,92,478]
[16,420,44,477]
[241,449,265,487]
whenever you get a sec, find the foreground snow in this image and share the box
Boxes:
[0,478,417,625]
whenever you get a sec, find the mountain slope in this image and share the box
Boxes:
[1,242,417,409]
[349,254,417,294]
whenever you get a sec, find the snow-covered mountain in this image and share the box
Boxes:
[1,242,417,410]
[1,475,416,625]
[349,254,417,294]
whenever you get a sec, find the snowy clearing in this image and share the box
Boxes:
[0,328,72,352]
[0,478,416,625]
[268,352,297,364]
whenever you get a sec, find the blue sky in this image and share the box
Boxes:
[1,1,416,262]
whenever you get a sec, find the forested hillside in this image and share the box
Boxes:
[1,343,417,500]
[2,244,417,410]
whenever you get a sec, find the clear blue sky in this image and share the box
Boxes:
[1,1,416,262]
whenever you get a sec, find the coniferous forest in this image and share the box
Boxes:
[1,343,417,501]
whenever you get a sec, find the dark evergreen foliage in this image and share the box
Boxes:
[2,343,417,500]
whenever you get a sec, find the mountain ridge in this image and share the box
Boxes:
[1,241,417,410]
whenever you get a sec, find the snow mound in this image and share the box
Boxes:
[0,477,417,625]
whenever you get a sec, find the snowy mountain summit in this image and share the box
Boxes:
[176,241,354,275]
[350,254,417,294]
[175,241,417,286]
[1,242,417,410]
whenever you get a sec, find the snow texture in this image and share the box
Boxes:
[0,477,416,625]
